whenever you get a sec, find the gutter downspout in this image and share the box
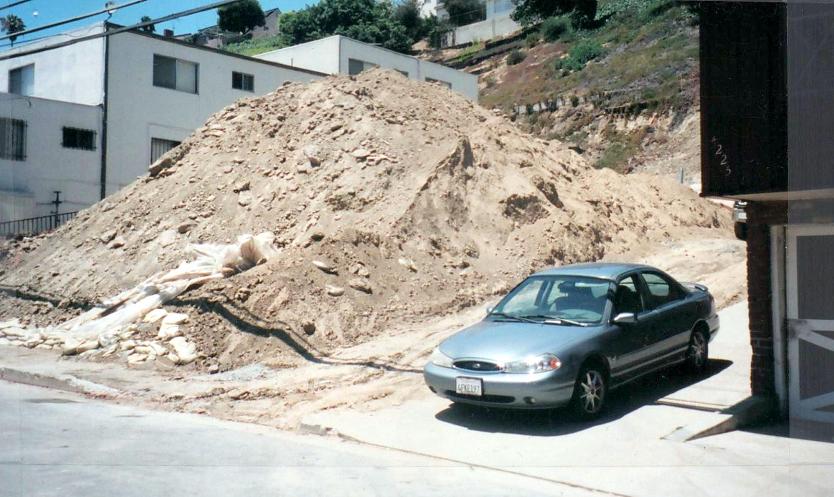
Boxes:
[99,26,110,200]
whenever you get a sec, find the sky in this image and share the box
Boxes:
[0,0,319,49]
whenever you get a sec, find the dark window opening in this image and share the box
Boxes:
[153,55,198,94]
[150,137,181,164]
[62,127,96,151]
[0,117,27,161]
[232,71,254,92]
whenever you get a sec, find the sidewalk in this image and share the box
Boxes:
[297,302,834,496]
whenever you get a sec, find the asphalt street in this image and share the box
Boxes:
[0,380,603,497]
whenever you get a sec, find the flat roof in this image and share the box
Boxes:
[108,23,327,78]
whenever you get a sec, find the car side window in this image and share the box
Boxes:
[614,275,643,315]
[641,272,683,308]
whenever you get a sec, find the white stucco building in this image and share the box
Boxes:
[255,35,479,101]
[439,0,521,47]
[0,93,102,223]
[0,22,323,226]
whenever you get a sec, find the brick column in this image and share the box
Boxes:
[746,220,775,396]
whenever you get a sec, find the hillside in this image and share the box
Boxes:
[428,0,701,183]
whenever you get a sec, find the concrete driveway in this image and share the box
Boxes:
[302,302,834,497]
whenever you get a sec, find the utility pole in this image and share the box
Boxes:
[50,191,62,228]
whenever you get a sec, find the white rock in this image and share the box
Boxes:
[133,345,154,355]
[0,327,26,338]
[169,337,197,365]
[148,341,168,356]
[312,260,336,273]
[127,352,148,364]
[398,257,418,272]
[61,338,81,356]
[76,339,100,353]
[325,285,345,297]
[119,339,137,351]
[0,338,11,346]
[157,324,182,340]
[0,319,22,330]
[352,148,371,159]
[143,308,168,323]
[161,312,189,325]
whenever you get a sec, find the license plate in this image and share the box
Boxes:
[455,377,483,397]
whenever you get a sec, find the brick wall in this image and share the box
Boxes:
[745,202,786,396]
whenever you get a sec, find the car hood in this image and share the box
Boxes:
[439,319,597,363]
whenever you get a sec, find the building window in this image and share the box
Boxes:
[153,55,198,94]
[62,127,96,151]
[232,71,254,92]
[0,118,26,161]
[8,64,34,96]
[150,137,181,164]
[426,77,452,89]
[348,58,379,76]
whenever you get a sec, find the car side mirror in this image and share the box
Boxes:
[613,312,637,325]
[485,306,494,316]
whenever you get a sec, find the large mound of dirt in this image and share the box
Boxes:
[0,70,729,370]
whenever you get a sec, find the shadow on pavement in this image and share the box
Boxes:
[434,359,732,436]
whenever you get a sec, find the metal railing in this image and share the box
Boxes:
[0,211,77,237]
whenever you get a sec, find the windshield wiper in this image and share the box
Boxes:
[488,312,539,323]
[521,315,590,327]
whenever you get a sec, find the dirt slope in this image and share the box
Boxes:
[0,70,730,371]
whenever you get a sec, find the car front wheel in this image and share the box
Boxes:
[570,365,607,420]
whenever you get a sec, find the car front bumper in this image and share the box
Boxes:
[423,362,576,409]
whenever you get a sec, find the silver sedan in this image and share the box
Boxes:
[424,263,719,419]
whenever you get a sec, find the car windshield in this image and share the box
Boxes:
[490,275,612,325]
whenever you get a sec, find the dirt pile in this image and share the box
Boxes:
[0,70,730,371]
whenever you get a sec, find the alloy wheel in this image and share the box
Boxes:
[690,332,707,369]
[579,370,605,414]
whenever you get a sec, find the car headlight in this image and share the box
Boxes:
[503,354,562,374]
[429,347,454,368]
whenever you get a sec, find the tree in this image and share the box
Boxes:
[1,14,25,45]
[444,0,485,27]
[218,0,266,33]
[511,0,597,28]
[280,0,413,54]
[395,0,424,41]
[139,15,156,33]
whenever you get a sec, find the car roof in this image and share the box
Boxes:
[531,262,656,281]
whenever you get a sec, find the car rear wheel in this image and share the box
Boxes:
[685,329,709,374]
[569,365,607,420]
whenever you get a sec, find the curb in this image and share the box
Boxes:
[0,367,121,397]
[663,395,777,442]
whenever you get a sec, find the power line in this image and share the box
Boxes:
[0,0,148,42]
[0,0,244,62]
[0,0,30,12]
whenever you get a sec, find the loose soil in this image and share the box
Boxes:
[0,70,735,376]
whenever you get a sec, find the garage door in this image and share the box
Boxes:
[787,225,834,423]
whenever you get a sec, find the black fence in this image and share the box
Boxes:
[0,211,78,237]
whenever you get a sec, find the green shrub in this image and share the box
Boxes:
[556,39,604,72]
[570,95,580,107]
[540,15,572,42]
[525,32,540,48]
[507,49,527,66]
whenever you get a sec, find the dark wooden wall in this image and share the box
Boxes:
[700,1,788,197]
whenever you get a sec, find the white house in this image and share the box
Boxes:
[0,93,102,223]
[255,35,479,101]
[0,22,324,226]
[440,0,521,47]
